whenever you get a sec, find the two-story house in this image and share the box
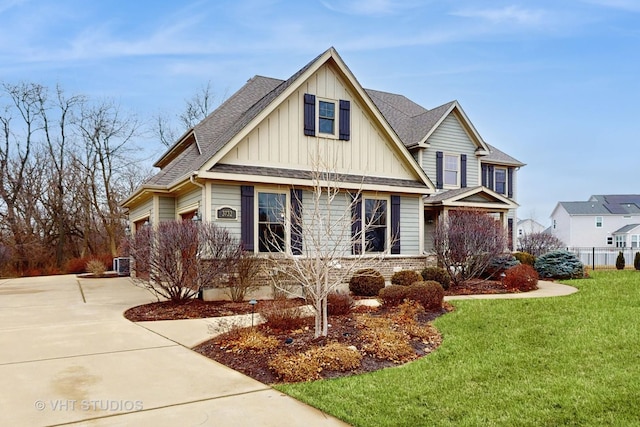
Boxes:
[122,47,523,276]
[551,195,640,248]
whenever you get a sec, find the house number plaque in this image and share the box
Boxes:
[217,207,237,220]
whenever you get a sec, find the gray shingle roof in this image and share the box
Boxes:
[484,143,525,167]
[559,199,640,215]
[614,224,640,234]
[145,49,522,189]
[210,164,428,189]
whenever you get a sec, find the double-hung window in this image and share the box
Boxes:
[364,198,387,252]
[595,216,603,228]
[615,235,626,248]
[444,154,459,186]
[495,168,507,194]
[258,192,286,253]
[318,100,336,135]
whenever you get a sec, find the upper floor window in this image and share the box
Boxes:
[303,94,350,140]
[258,192,286,253]
[495,168,507,194]
[364,198,387,252]
[444,154,459,186]
[318,100,335,134]
[595,216,603,228]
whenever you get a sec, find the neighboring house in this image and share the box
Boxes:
[550,195,640,248]
[122,47,523,276]
[517,218,546,238]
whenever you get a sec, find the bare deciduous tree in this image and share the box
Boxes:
[264,146,395,338]
[518,232,564,257]
[153,81,225,147]
[129,221,243,302]
[433,209,507,287]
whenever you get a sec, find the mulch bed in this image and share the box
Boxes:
[193,304,448,384]
[123,279,524,384]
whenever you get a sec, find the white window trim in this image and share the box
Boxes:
[317,97,339,139]
[595,216,603,228]
[443,153,460,188]
[255,188,289,254]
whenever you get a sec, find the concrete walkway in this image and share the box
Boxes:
[0,275,348,427]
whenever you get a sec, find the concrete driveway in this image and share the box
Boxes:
[0,275,348,426]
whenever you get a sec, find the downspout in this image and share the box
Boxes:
[190,173,206,221]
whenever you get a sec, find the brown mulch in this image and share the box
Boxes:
[193,304,448,385]
[445,279,512,295]
[123,280,523,384]
[124,298,308,321]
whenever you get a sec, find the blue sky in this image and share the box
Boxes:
[1,0,639,225]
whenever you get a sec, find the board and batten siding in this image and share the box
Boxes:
[423,114,480,188]
[158,197,175,222]
[220,62,415,182]
[177,188,201,214]
[399,195,421,255]
[210,183,242,240]
[300,189,352,256]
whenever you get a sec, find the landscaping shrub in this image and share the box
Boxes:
[357,316,415,363]
[534,250,585,279]
[483,254,520,279]
[86,259,106,277]
[406,281,444,310]
[269,352,322,382]
[327,291,354,315]
[635,252,640,271]
[514,251,536,266]
[269,343,362,383]
[312,342,362,371]
[349,269,385,296]
[225,251,261,302]
[379,285,410,306]
[616,251,625,270]
[503,264,539,292]
[66,256,89,274]
[259,300,309,330]
[225,329,279,353]
[420,266,451,290]
[390,270,422,286]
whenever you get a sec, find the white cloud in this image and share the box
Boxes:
[582,0,640,12]
[452,5,548,26]
[320,0,421,16]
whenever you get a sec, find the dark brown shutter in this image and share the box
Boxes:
[461,154,467,188]
[290,189,302,255]
[507,168,514,198]
[339,99,350,140]
[351,193,362,255]
[304,94,315,136]
[488,165,495,190]
[481,164,488,187]
[436,151,443,189]
[391,195,401,254]
[240,186,254,251]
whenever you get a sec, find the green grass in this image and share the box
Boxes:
[276,271,640,426]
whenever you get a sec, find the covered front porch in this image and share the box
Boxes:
[423,186,519,252]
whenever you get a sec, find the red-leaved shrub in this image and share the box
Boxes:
[66,257,89,274]
[504,264,538,291]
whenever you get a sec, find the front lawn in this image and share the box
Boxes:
[277,271,640,426]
